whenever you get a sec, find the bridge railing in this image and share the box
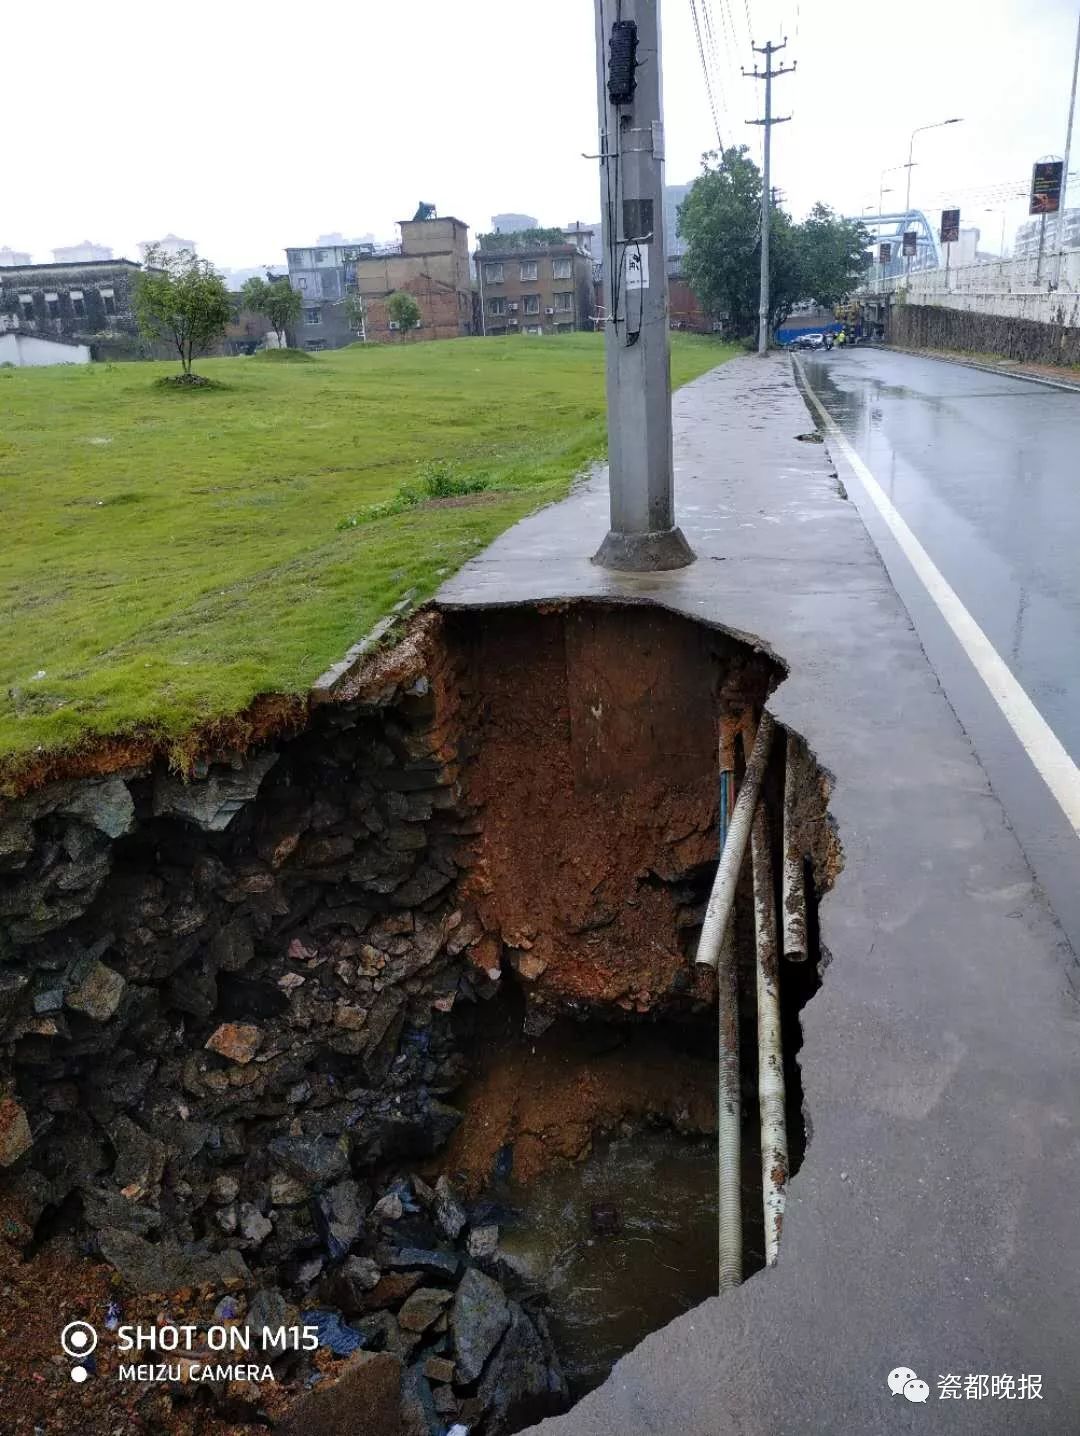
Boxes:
[858,250,1080,325]
[866,250,1080,297]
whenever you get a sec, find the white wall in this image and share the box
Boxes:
[0,333,91,367]
[867,251,1080,326]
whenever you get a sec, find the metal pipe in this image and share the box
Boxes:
[781,731,808,962]
[696,711,775,971]
[715,917,742,1290]
[714,715,743,1289]
[751,799,788,1265]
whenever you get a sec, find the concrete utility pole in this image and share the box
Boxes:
[746,41,794,355]
[1057,7,1080,282]
[592,0,695,572]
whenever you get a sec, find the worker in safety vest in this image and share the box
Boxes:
[835,328,847,347]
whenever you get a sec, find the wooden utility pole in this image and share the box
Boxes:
[746,41,795,355]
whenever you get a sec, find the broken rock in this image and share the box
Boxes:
[0,1096,32,1167]
[204,1023,262,1065]
[153,753,279,832]
[397,1286,453,1334]
[65,955,126,1021]
[277,1351,402,1436]
[452,1266,510,1384]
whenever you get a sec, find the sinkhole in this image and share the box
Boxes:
[0,599,840,1435]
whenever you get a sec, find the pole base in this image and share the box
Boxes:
[591,526,696,572]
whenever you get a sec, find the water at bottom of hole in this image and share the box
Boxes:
[499,1127,719,1400]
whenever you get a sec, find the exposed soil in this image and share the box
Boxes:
[0,599,842,1435]
[444,604,779,1018]
[440,1006,718,1195]
[0,1194,295,1436]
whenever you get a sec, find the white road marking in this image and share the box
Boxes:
[795,356,1080,838]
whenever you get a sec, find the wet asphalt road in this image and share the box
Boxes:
[800,347,1080,955]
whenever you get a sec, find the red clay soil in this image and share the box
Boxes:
[0,1194,306,1435]
[439,1017,718,1196]
[445,604,774,1016]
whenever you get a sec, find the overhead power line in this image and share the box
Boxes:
[689,0,726,149]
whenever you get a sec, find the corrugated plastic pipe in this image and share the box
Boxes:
[781,731,809,962]
[751,799,789,1264]
[698,712,774,1289]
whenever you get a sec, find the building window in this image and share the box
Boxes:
[519,260,538,281]
[19,293,33,320]
[483,262,504,283]
[522,294,540,315]
[298,276,308,289]
[70,290,85,318]
[553,257,573,279]
[100,287,116,316]
[304,308,321,325]
[555,291,574,312]
[489,297,506,316]
[313,249,327,263]
[45,292,60,319]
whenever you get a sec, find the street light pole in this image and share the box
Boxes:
[904,118,963,276]
[879,164,904,215]
[904,118,963,214]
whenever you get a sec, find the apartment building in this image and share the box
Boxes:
[286,216,473,348]
[476,241,593,335]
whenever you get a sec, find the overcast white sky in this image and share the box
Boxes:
[6,0,1079,267]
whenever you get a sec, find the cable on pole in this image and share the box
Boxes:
[689,0,726,149]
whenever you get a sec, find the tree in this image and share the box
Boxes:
[240,275,302,348]
[476,227,567,251]
[342,293,366,338]
[386,291,422,340]
[678,147,764,338]
[795,203,870,310]
[679,150,870,341]
[134,247,232,376]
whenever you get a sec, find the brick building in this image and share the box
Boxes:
[286,216,473,349]
[476,240,594,335]
[667,261,711,332]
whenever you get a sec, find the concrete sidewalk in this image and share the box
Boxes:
[438,353,1080,1434]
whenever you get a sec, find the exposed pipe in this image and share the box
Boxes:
[696,711,775,971]
[715,916,742,1290]
[715,714,743,1288]
[781,731,809,962]
[701,712,773,1290]
[751,799,788,1265]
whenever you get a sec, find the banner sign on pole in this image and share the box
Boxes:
[878,242,892,264]
[1030,160,1064,215]
[902,230,918,257]
[940,209,961,244]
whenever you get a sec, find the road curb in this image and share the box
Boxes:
[885,344,1080,393]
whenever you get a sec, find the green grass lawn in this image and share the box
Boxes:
[0,332,734,776]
